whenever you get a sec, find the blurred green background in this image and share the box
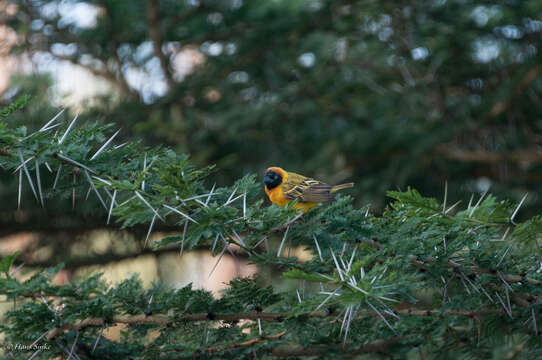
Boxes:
[0,0,541,290]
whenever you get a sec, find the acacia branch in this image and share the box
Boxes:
[43,308,503,341]
[164,331,289,356]
[409,255,542,287]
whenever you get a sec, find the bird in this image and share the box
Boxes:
[263,166,354,213]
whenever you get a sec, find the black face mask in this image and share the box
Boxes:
[264,170,282,190]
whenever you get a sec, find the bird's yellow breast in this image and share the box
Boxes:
[265,186,289,207]
[264,185,316,213]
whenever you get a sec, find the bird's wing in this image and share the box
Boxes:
[282,172,333,203]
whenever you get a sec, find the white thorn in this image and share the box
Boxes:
[276,225,290,257]
[41,122,62,132]
[183,192,221,202]
[12,155,33,174]
[442,180,448,213]
[479,284,494,303]
[56,153,97,174]
[134,191,164,221]
[141,152,147,191]
[444,200,461,214]
[495,291,513,318]
[252,236,266,249]
[367,300,396,333]
[315,286,342,311]
[35,159,44,207]
[39,108,65,132]
[469,188,489,218]
[467,193,474,210]
[145,215,157,248]
[118,195,136,207]
[17,150,38,202]
[220,233,235,257]
[497,245,512,267]
[85,170,107,210]
[29,330,48,348]
[205,184,216,206]
[114,142,128,149]
[501,227,510,242]
[211,234,219,255]
[243,192,247,219]
[163,204,197,224]
[194,198,208,208]
[208,246,226,278]
[68,330,79,360]
[510,193,528,225]
[313,234,323,261]
[505,286,512,317]
[90,129,121,160]
[9,262,25,277]
[225,186,238,205]
[330,248,344,281]
[85,186,92,201]
[107,190,117,224]
[231,229,246,247]
[28,349,42,360]
[58,113,79,144]
[347,247,356,272]
[93,176,112,186]
[92,327,104,353]
[17,169,22,209]
[53,164,62,189]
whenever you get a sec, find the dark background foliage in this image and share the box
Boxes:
[3,0,542,219]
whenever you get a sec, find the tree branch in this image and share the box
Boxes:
[147,0,175,90]
[488,64,542,118]
[409,255,542,287]
[43,308,503,341]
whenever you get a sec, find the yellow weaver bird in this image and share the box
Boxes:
[263,166,354,213]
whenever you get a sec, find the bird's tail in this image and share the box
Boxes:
[330,182,354,193]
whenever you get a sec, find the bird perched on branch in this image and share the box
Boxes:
[263,166,354,213]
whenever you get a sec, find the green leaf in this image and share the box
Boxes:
[0,251,21,277]
[281,268,335,283]
[513,215,542,243]
[0,94,32,118]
